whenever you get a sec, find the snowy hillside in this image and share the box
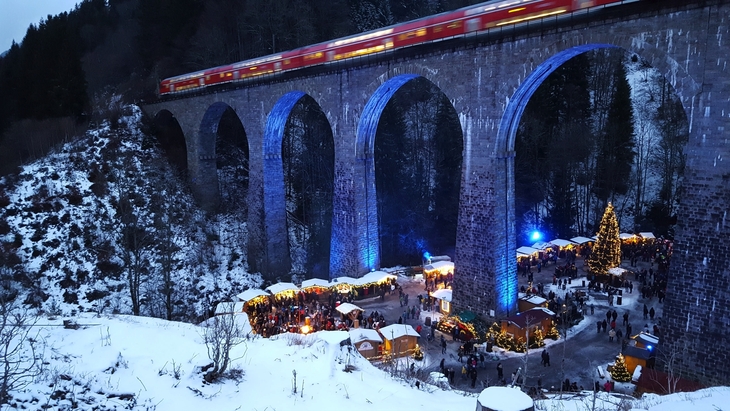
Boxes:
[0,106,260,322]
[3,313,730,410]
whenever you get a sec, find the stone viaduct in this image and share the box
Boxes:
[142,1,730,385]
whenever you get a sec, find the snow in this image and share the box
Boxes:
[265,282,300,295]
[620,232,636,240]
[213,301,244,315]
[516,246,539,255]
[424,260,455,272]
[570,236,594,244]
[301,278,332,289]
[348,328,382,344]
[236,288,270,302]
[379,324,420,339]
[639,232,656,239]
[335,302,363,314]
[549,238,575,247]
[477,386,533,411]
[608,267,628,276]
[431,288,453,302]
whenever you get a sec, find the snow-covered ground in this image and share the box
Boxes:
[3,312,729,410]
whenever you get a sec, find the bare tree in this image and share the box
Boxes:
[0,297,43,404]
[201,313,247,382]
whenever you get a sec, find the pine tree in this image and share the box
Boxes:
[587,203,621,275]
[610,353,632,382]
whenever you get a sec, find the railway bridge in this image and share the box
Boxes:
[142,1,730,385]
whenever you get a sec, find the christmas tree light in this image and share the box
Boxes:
[587,202,621,275]
[610,353,632,382]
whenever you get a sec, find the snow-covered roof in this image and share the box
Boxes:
[430,288,452,302]
[335,302,363,314]
[265,282,300,295]
[357,270,396,285]
[214,301,245,315]
[549,239,576,247]
[570,236,594,244]
[330,276,359,285]
[236,288,270,302]
[348,328,383,344]
[520,295,547,305]
[300,278,331,289]
[424,261,454,272]
[379,324,420,340]
[608,267,627,276]
[639,232,655,239]
[516,246,539,256]
[634,332,659,346]
[620,233,636,240]
[531,241,552,250]
[477,386,533,411]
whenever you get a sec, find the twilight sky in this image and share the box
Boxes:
[0,0,80,52]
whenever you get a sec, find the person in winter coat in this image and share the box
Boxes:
[608,328,616,342]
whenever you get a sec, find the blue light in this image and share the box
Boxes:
[647,345,653,351]
[531,231,542,241]
[423,251,431,260]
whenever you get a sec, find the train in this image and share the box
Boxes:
[159,0,640,96]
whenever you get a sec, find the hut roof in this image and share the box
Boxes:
[348,328,383,344]
[430,288,452,302]
[236,289,270,302]
[379,324,420,340]
[505,307,555,329]
[550,238,576,247]
[214,301,245,315]
[265,282,300,294]
[516,246,539,256]
[570,236,594,244]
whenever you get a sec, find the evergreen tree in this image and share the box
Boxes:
[587,202,621,275]
[610,353,632,382]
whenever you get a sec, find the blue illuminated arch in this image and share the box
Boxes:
[495,44,619,316]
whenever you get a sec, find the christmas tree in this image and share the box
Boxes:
[610,353,632,382]
[587,202,622,275]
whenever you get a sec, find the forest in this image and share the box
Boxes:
[0,0,688,270]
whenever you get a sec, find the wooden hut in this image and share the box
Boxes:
[430,288,452,315]
[348,328,383,361]
[378,324,420,358]
[517,295,548,313]
[501,308,554,340]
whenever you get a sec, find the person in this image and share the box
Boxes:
[544,350,550,366]
[470,368,478,388]
[590,304,595,315]
[497,362,504,381]
[623,311,629,326]
[448,367,455,384]
[650,307,656,320]
[441,336,447,354]
[604,380,612,392]
[541,349,547,366]
[643,304,649,319]
[440,358,445,375]
[596,320,601,333]
[609,328,616,342]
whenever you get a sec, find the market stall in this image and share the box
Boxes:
[378,324,421,358]
[501,307,555,341]
[430,288,452,315]
[300,278,332,301]
[265,282,300,300]
[349,328,383,360]
[335,302,363,325]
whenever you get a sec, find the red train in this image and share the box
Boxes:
[159,0,639,96]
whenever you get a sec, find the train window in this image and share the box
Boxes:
[304,52,323,61]
[466,18,480,32]
[434,25,443,33]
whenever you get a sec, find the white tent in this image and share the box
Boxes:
[516,246,539,256]
[550,238,576,248]
[236,288,270,302]
[330,276,359,286]
[570,236,594,244]
[214,301,245,315]
[430,288,453,302]
[300,278,331,289]
[335,302,363,315]
[348,328,382,344]
[531,241,552,250]
[619,233,636,240]
[356,271,396,285]
[423,260,455,274]
[639,232,655,239]
[265,282,300,295]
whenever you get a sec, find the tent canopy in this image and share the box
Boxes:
[236,288,270,302]
[335,302,363,315]
[570,236,594,244]
[531,241,552,250]
[330,276,359,286]
[430,288,452,302]
[516,246,539,256]
[357,271,396,285]
[550,239,576,248]
[424,261,455,272]
[301,278,331,289]
[265,282,300,295]
[639,232,655,239]
[619,233,636,240]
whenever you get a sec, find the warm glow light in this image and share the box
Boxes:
[301,325,311,334]
[496,9,566,26]
[509,7,526,13]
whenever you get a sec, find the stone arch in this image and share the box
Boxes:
[152,109,187,175]
[495,41,694,314]
[263,91,335,279]
[354,73,463,273]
